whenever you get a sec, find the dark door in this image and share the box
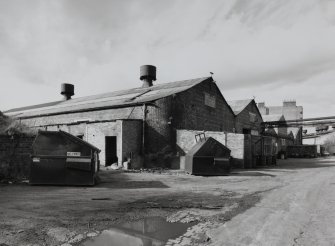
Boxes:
[105,136,117,166]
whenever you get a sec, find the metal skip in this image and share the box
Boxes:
[30,130,100,186]
[185,137,231,175]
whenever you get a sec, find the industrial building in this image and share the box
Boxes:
[227,99,263,135]
[303,127,335,155]
[262,114,294,157]
[5,65,236,168]
[258,100,303,144]
[258,100,303,121]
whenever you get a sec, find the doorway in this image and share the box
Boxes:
[105,136,117,166]
[243,128,251,134]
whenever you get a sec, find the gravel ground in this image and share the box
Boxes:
[0,157,334,245]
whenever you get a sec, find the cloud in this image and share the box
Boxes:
[0,0,334,118]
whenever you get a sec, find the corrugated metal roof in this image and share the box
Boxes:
[227,99,253,115]
[6,77,211,118]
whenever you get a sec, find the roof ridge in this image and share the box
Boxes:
[5,77,211,117]
[227,99,254,115]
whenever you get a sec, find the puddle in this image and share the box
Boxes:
[80,216,196,246]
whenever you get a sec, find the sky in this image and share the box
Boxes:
[0,0,335,118]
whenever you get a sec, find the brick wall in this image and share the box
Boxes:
[29,120,143,167]
[0,135,35,180]
[145,97,173,154]
[122,120,143,168]
[173,80,235,132]
[143,80,236,167]
[86,121,122,165]
[31,121,122,166]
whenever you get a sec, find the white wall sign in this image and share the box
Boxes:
[67,152,81,157]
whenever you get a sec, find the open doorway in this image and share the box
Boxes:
[105,136,117,166]
[242,128,251,134]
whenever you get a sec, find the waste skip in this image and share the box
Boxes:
[30,130,100,185]
[185,137,231,175]
[286,145,317,158]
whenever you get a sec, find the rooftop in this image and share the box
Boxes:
[227,99,253,115]
[5,77,212,119]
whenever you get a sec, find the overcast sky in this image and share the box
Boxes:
[1,0,335,118]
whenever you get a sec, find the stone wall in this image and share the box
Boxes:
[0,135,35,180]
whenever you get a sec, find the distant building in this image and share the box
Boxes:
[303,128,335,155]
[258,100,303,144]
[288,127,302,145]
[258,100,303,120]
[262,114,292,156]
[227,99,263,135]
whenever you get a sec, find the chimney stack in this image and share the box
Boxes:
[283,100,296,107]
[140,65,156,87]
[257,102,265,108]
[61,83,74,100]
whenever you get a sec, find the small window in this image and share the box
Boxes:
[76,135,84,140]
[204,92,216,108]
[249,112,256,123]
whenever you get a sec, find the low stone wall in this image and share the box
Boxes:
[0,135,35,180]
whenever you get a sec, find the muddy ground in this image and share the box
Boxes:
[1,157,334,246]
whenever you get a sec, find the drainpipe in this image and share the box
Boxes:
[85,124,88,142]
[142,103,147,155]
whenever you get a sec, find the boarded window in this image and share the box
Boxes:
[204,93,216,108]
[249,112,256,122]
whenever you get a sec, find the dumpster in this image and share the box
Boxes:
[30,130,100,185]
[185,137,231,175]
[286,145,317,158]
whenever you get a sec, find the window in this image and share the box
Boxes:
[204,92,216,108]
[249,112,256,123]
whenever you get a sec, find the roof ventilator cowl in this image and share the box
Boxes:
[140,65,156,88]
[61,83,74,100]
